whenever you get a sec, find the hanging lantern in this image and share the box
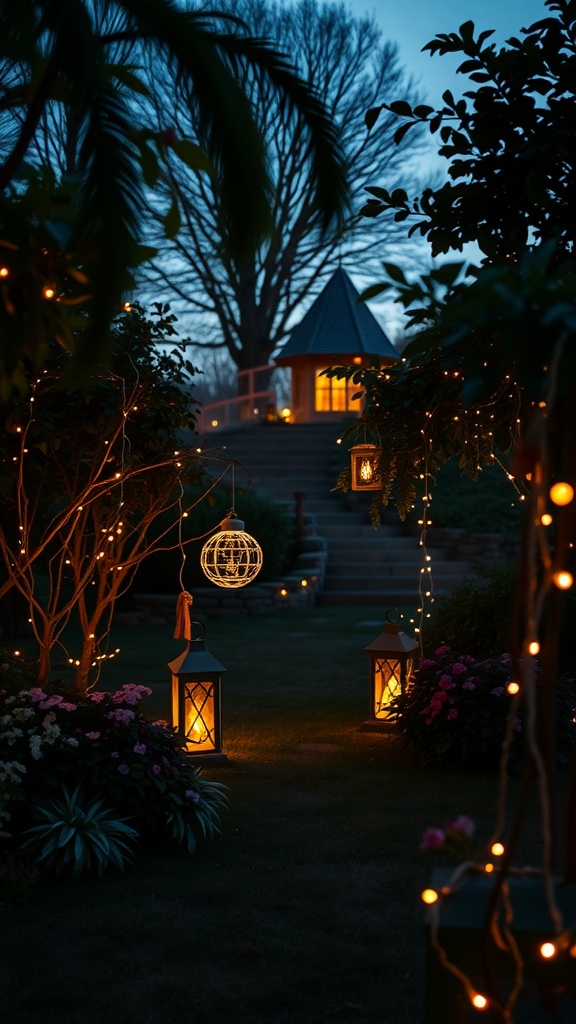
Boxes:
[168,619,228,764]
[200,510,263,588]
[349,443,382,491]
[361,609,419,732]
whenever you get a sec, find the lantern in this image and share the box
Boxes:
[362,610,419,732]
[349,443,382,491]
[200,510,263,588]
[168,621,228,763]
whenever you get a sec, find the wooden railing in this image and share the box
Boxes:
[196,364,279,434]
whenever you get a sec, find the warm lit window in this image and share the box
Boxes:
[315,371,361,412]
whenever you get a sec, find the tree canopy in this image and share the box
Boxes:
[0,0,347,393]
[136,0,428,378]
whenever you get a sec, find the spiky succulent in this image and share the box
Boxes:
[20,786,139,878]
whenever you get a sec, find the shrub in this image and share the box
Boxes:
[130,483,293,593]
[393,644,576,770]
[421,563,520,660]
[0,669,228,878]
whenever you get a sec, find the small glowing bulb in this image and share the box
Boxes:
[540,942,557,959]
[211,419,219,428]
[471,993,489,1010]
[0,266,9,277]
[550,482,574,506]
[541,513,553,526]
[507,681,520,695]
[421,888,439,905]
[280,588,288,597]
[42,285,56,299]
[301,579,308,588]
[528,641,540,656]
[491,842,505,857]
[484,863,494,873]
[553,571,573,590]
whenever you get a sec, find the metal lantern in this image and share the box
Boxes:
[349,443,382,491]
[168,621,228,763]
[362,610,419,732]
[200,510,263,588]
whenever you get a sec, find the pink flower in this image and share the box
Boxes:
[152,764,162,774]
[107,708,136,725]
[439,675,455,689]
[446,815,475,839]
[185,790,200,804]
[418,658,436,669]
[434,645,450,657]
[39,695,63,709]
[133,743,147,755]
[27,688,47,702]
[118,764,130,775]
[420,827,445,851]
[59,702,77,712]
[447,709,459,720]
[87,691,106,703]
[462,680,476,691]
[86,731,101,741]
[450,663,467,675]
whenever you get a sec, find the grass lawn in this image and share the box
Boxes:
[0,606,569,1023]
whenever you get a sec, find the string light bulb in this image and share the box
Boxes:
[550,482,574,506]
[553,571,573,590]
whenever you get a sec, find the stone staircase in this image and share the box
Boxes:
[198,422,473,608]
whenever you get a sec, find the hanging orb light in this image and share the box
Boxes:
[200,510,263,588]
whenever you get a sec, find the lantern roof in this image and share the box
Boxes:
[365,622,419,655]
[274,267,398,363]
[168,640,227,676]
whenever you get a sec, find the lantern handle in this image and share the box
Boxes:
[190,620,206,643]
[386,607,400,625]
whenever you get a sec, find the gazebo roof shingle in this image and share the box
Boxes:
[275,267,398,362]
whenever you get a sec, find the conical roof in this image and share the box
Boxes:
[275,267,397,362]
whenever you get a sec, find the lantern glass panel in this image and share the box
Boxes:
[183,680,215,752]
[373,655,414,719]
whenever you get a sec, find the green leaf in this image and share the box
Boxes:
[171,140,213,174]
[163,199,181,240]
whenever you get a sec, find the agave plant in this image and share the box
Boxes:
[165,776,229,855]
[20,785,139,877]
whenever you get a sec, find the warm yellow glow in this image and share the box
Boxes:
[484,863,494,873]
[123,302,132,311]
[301,579,308,588]
[280,406,292,421]
[421,888,439,905]
[491,842,505,857]
[0,266,9,277]
[470,993,489,1010]
[42,285,56,299]
[550,482,574,506]
[541,513,553,526]
[211,419,219,428]
[540,942,557,959]
[352,356,362,365]
[528,641,540,656]
[553,571,573,590]
[359,458,374,482]
[280,587,288,597]
[507,681,520,695]
[201,520,263,589]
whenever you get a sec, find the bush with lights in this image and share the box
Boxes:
[393,644,576,770]
[0,652,227,885]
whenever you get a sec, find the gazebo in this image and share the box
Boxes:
[274,266,399,424]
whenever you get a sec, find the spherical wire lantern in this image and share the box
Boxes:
[200,510,263,588]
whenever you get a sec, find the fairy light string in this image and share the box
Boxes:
[420,336,574,1019]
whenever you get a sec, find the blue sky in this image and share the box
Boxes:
[344,0,548,106]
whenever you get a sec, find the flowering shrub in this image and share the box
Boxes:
[0,668,227,878]
[393,645,576,768]
[392,646,522,768]
[420,815,476,861]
